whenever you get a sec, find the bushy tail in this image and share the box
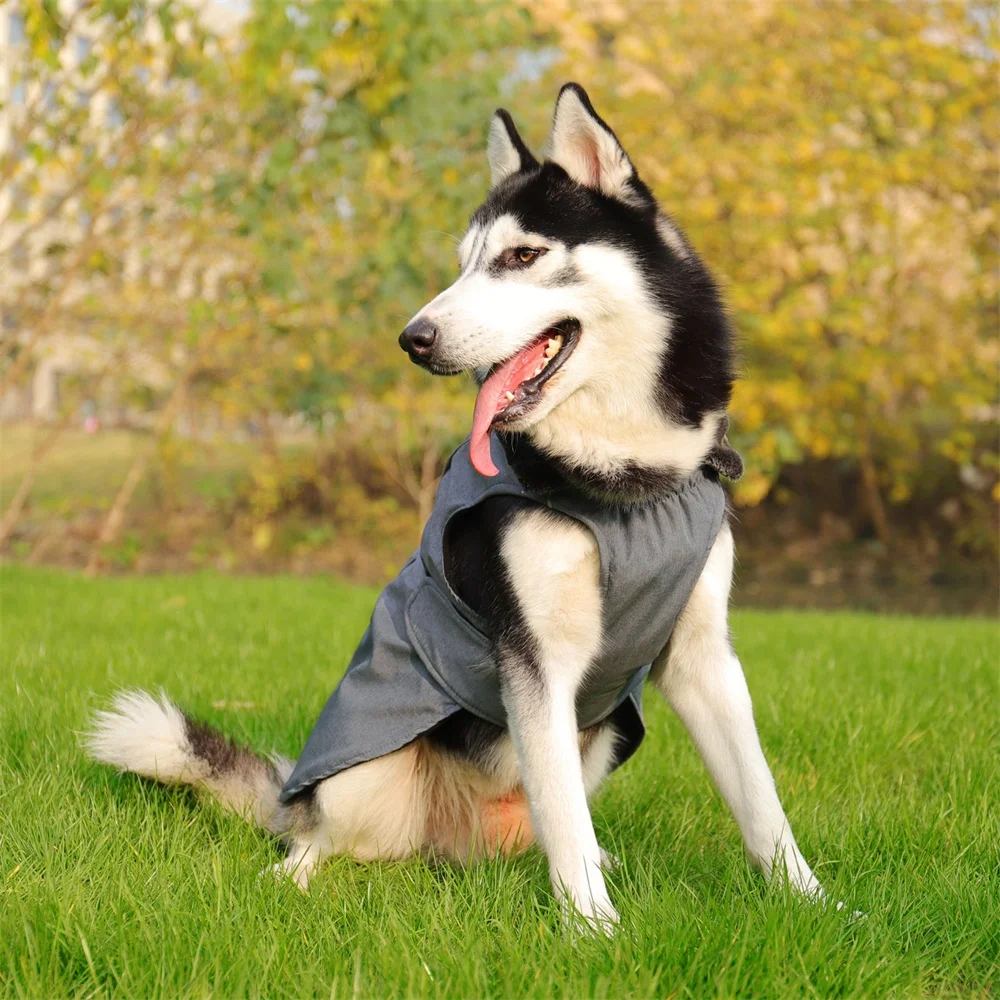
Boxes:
[86,690,296,836]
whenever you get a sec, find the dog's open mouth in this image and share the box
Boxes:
[470,319,580,477]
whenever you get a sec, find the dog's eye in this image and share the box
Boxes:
[514,247,541,265]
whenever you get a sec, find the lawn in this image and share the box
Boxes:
[2,566,997,999]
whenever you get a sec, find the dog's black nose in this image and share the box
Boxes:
[398,318,437,358]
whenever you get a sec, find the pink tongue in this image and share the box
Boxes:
[470,337,550,476]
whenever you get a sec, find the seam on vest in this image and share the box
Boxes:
[404,581,507,727]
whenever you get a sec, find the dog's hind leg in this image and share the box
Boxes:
[271,742,432,889]
[651,523,825,899]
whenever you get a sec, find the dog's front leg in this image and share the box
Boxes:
[653,523,825,899]
[502,663,616,929]
[499,508,616,931]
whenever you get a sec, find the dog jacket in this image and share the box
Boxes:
[280,437,727,802]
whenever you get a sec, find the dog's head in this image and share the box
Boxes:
[401,84,735,480]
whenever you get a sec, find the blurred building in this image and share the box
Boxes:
[0,0,246,422]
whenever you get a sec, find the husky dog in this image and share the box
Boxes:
[88,84,828,931]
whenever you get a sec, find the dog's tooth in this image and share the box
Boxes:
[505,391,515,401]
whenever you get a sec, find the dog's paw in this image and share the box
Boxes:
[835,900,868,922]
[261,857,311,891]
[560,898,619,938]
[557,884,619,938]
[598,847,621,871]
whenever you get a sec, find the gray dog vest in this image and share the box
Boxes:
[280,437,726,802]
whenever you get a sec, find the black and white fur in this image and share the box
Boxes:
[88,84,825,931]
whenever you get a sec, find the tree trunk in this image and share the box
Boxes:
[858,443,892,546]
[0,421,68,548]
[85,373,191,576]
[417,442,439,528]
[27,520,66,565]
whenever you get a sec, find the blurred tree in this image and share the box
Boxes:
[0,0,252,558]
[528,0,998,539]
[1,0,995,572]
[221,0,532,490]
[1,0,533,563]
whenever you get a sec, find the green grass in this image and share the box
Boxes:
[2,566,997,999]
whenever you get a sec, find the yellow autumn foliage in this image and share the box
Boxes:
[522,0,996,512]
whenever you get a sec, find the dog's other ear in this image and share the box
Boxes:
[488,109,538,187]
[548,82,635,199]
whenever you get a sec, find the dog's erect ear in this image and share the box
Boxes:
[548,83,635,199]
[488,109,538,187]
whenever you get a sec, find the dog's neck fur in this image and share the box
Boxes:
[500,398,725,506]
